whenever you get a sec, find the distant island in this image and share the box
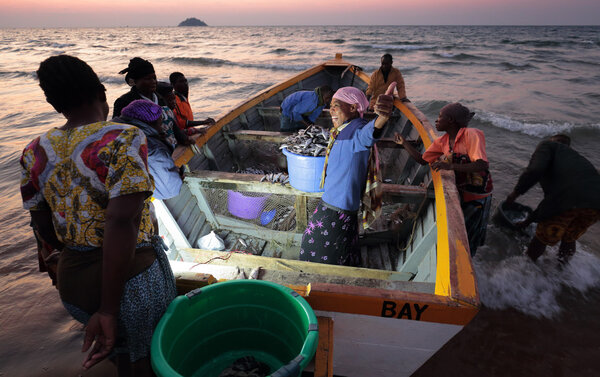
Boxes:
[178,18,207,27]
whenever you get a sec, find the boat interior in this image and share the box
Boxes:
[160,62,440,294]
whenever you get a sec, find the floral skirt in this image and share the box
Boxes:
[299,201,360,266]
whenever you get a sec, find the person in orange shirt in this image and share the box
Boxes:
[395,103,493,256]
[366,53,407,110]
[169,71,216,131]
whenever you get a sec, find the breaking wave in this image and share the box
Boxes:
[433,52,485,61]
[501,62,536,70]
[475,246,600,319]
[476,111,600,138]
[269,48,290,54]
[501,39,563,47]
[165,56,309,71]
[352,43,437,51]
[370,44,436,51]
[0,71,36,80]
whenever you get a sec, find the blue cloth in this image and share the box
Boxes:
[280,115,305,132]
[280,91,324,124]
[113,116,182,200]
[148,148,182,200]
[321,118,378,211]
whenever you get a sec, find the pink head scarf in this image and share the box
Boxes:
[332,87,369,118]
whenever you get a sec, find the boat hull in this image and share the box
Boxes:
[158,53,480,376]
[313,310,462,377]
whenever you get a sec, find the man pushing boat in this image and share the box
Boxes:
[506,134,600,265]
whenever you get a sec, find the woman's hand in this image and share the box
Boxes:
[394,132,405,146]
[82,311,118,369]
[204,117,216,126]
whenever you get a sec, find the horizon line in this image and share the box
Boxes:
[2,24,600,29]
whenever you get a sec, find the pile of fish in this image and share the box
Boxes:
[237,167,266,175]
[260,172,289,185]
[237,168,289,185]
[279,125,330,157]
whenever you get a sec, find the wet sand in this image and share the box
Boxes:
[414,288,600,377]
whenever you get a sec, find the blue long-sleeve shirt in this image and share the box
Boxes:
[321,117,378,211]
[281,91,324,123]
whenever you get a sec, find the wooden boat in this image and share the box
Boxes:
[157,53,479,377]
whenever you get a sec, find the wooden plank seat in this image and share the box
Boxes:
[185,170,434,202]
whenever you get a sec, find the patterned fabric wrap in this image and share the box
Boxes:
[319,122,350,188]
[160,106,178,149]
[535,208,600,246]
[361,145,383,230]
[62,237,176,362]
[122,99,162,123]
[299,202,360,266]
[20,121,155,247]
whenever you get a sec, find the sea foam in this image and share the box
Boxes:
[476,111,600,138]
[370,44,436,51]
[474,246,600,319]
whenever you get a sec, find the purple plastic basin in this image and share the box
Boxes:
[227,190,270,219]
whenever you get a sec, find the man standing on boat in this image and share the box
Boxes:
[366,53,407,110]
[506,134,600,264]
[279,86,334,132]
[169,71,216,131]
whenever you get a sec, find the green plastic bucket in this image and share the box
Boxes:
[151,280,319,377]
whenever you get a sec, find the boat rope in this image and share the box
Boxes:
[190,249,254,268]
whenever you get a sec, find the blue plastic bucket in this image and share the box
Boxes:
[282,148,325,193]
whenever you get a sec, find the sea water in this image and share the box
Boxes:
[1,25,599,376]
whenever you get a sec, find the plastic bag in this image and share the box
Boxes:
[197,231,225,251]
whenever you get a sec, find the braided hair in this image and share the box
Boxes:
[36,55,105,114]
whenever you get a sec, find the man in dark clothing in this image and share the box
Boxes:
[113,57,166,118]
[506,134,600,264]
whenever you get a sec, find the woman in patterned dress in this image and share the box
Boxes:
[298,84,396,266]
[20,55,176,376]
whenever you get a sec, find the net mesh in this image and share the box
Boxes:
[204,188,305,232]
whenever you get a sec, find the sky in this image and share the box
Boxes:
[1,0,599,27]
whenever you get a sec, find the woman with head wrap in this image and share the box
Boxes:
[395,102,493,255]
[299,84,396,266]
[113,57,166,118]
[20,55,176,376]
[114,99,183,200]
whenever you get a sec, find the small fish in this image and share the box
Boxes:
[281,125,331,157]
[236,270,247,279]
[249,267,261,280]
